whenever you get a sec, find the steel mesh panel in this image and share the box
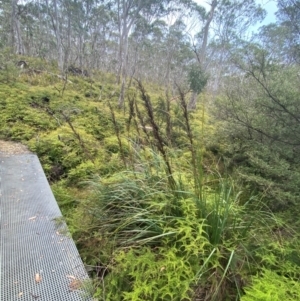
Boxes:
[0,154,92,300]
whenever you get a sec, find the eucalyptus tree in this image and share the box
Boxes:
[7,0,26,54]
[60,0,107,70]
[43,0,94,71]
[108,0,175,108]
[86,3,117,71]
[253,0,299,67]
[276,0,300,63]
[258,24,293,64]
[128,19,168,83]
[193,0,265,66]
[127,15,195,92]
[16,1,51,58]
[0,0,51,57]
[125,15,152,83]
[43,0,65,70]
[164,19,194,89]
[0,0,13,49]
[187,0,265,100]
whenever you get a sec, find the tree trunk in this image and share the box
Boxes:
[11,0,25,54]
[15,15,24,54]
[64,6,71,68]
[199,0,218,67]
[118,17,129,109]
[188,91,198,110]
[10,0,16,51]
[46,0,64,71]
[117,0,144,109]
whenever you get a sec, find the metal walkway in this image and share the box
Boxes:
[0,154,91,300]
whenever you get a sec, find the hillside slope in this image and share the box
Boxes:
[1,57,300,301]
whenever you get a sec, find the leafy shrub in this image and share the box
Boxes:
[27,134,66,180]
[73,158,257,301]
[52,181,77,215]
[97,153,124,175]
[0,50,19,83]
[92,188,210,301]
[98,246,197,301]
[104,136,130,155]
[2,122,35,140]
[67,160,96,185]
[242,269,300,301]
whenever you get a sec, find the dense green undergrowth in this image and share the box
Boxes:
[1,55,300,300]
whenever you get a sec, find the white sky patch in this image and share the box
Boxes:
[258,0,277,25]
[250,0,278,33]
[194,0,277,25]
[193,0,277,35]
[193,0,210,10]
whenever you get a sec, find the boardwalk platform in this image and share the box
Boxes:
[0,154,91,300]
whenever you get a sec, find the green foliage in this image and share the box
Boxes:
[100,246,196,301]
[67,160,96,184]
[212,120,300,300]
[28,134,66,180]
[234,144,300,210]
[215,50,300,210]
[242,269,300,301]
[188,65,208,94]
[104,136,130,155]
[71,155,260,301]
[1,56,299,301]
[52,180,78,215]
[0,49,19,83]
[90,174,210,300]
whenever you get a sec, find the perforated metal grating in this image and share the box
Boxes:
[0,154,92,300]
